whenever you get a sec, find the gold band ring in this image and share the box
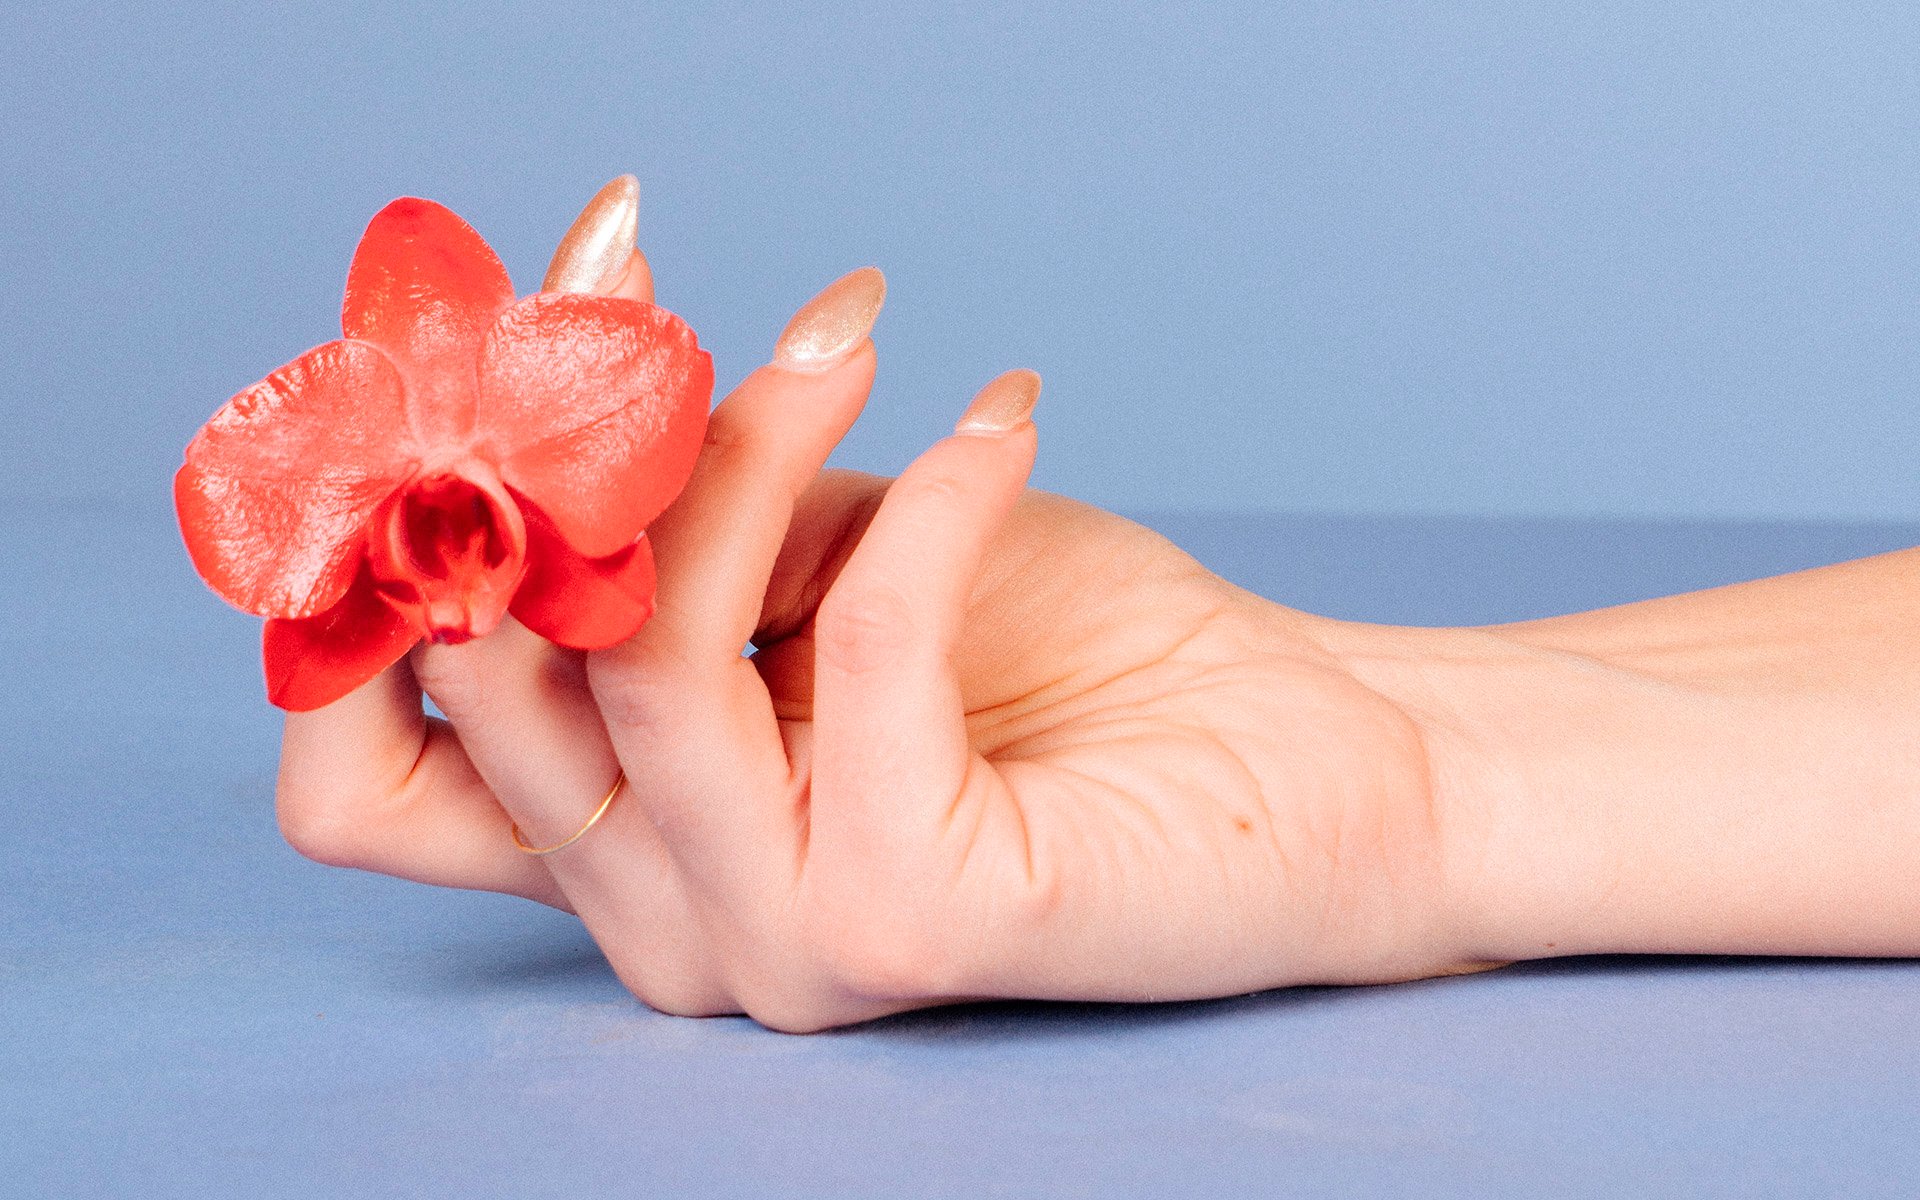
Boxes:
[509,769,625,856]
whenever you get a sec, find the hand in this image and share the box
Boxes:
[728,465,1489,1020]
[274,183,1486,1031]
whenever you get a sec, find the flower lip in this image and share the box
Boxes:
[367,460,528,644]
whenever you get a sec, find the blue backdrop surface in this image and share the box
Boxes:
[5,499,1920,1197]
[7,3,1920,1195]
[4,0,1919,520]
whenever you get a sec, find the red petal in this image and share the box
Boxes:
[176,340,413,618]
[341,197,514,443]
[264,568,419,711]
[477,293,711,558]
[509,505,657,650]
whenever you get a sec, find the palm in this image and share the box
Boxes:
[752,472,1450,1000]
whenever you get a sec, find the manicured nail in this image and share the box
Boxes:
[543,174,639,293]
[955,369,1041,435]
[773,267,887,371]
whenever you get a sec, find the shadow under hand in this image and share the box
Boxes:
[421,923,618,995]
[839,952,1920,1044]
[840,986,1361,1045]
[411,929,1918,1030]
[1492,951,1918,979]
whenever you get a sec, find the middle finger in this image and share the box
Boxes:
[414,175,729,1013]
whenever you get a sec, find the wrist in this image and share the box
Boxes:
[1309,619,1606,963]
[1321,580,1920,965]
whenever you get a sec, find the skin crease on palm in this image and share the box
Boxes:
[279,178,1920,1032]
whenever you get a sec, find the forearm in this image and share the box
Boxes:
[1327,546,1920,962]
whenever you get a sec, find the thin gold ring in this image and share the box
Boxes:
[510,769,625,856]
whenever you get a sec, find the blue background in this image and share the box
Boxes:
[5,0,1919,520]
[7,3,1920,1196]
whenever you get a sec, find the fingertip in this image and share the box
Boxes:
[954,369,1040,437]
[773,267,887,372]
[608,247,655,303]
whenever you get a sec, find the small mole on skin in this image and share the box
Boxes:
[1234,817,1254,834]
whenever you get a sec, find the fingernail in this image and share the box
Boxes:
[773,267,887,371]
[543,174,639,293]
[955,369,1041,436]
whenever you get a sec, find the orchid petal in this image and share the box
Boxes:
[176,340,413,618]
[477,293,711,558]
[509,506,657,650]
[263,569,419,711]
[342,197,514,442]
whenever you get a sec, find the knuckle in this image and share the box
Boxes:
[274,781,374,869]
[903,469,970,508]
[606,949,730,1019]
[814,583,916,674]
[740,991,841,1035]
[798,900,955,1001]
[641,984,731,1020]
[584,649,690,735]
[275,728,435,872]
[409,651,494,722]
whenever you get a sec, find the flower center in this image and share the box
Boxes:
[400,476,510,579]
[370,467,527,643]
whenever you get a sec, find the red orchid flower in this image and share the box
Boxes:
[175,197,712,712]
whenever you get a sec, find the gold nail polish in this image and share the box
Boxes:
[955,369,1041,435]
[773,267,887,370]
[543,175,639,294]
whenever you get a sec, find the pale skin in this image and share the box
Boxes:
[274,187,1920,1033]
